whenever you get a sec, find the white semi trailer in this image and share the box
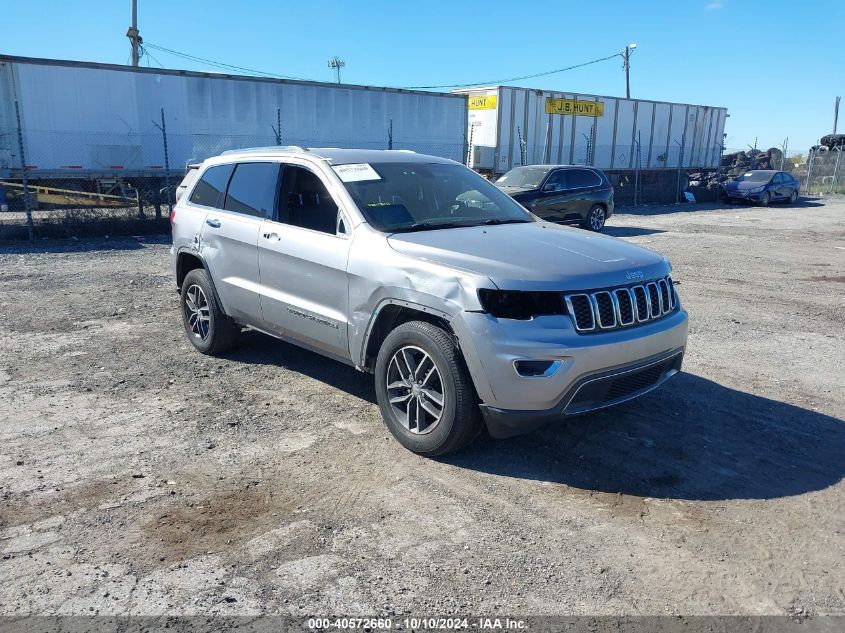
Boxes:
[0,55,468,191]
[455,85,727,200]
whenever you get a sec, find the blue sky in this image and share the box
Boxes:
[3,0,843,153]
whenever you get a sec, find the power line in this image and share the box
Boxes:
[143,42,622,90]
[143,42,311,81]
[398,53,623,90]
[140,45,165,69]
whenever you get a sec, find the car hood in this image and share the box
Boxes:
[387,222,669,291]
[726,180,769,190]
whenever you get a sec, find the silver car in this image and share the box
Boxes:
[171,147,688,456]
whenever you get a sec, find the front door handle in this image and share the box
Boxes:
[205,218,221,228]
[262,232,281,241]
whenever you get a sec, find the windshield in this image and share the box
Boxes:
[495,166,550,189]
[735,171,773,183]
[336,162,534,232]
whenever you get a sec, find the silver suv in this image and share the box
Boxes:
[171,147,688,456]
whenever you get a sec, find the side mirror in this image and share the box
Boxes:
[543,183,557,192]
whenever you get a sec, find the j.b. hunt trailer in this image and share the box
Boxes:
[455,86,727,201]
[0,55,468,206]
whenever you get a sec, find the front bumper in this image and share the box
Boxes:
[480,348,683,438]
[725,189,765,201]
[451,307,689,438]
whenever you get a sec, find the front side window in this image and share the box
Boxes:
[278,166,339,234]
[224,162,280,218]
[544,170,567,190]
[567,169,601,189]
[337,162,534,232]
[189,164,234,208]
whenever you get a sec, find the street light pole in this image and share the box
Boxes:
[622,42,637,99]
[328,56,345,84]
[127,0,142,67]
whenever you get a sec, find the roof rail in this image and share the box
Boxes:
[221,145,307,155]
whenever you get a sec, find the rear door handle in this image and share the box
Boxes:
[205,218,221,228]
[262,232,280,241]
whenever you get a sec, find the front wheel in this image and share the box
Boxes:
[582,204,607,232]
[375,321,482,456]
[759,191,771,207]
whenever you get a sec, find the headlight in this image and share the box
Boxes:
[477,289,567,320]
[749,186,765,193]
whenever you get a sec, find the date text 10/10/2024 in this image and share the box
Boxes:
[307,618,528,630]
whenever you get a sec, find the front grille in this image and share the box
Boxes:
[565,352,684,415]
[615,288,635,325]
[593,291,616,328]
[605,363,667,400]
[647,282,661,316]
[564,276,676,334]
[568,294,594,330]
[632,286,649,321]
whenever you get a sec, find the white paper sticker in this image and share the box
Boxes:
[333,163,381,183]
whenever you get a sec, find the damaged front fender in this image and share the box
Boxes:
[346,227,497,403]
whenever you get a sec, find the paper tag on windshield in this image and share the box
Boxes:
[333,163,381,183]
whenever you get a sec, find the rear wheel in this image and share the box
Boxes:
[375,321,482,456]
[180,268,240,355]
[788,189,798,204]
[582,204,607,231]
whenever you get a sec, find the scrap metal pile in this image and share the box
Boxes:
[719,147,785,177]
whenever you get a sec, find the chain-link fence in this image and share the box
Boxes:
[718,145,844,195]
[2,115,841,240]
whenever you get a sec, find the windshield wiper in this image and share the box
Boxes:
[390,218,531,233]
[390,221,471,233]
[481,218,531,226]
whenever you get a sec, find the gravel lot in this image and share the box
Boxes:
[1,197,843,617]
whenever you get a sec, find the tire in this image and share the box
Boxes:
[374,321,482,456]
[582,204,607,232]
[788,189,798,204]
[759,191,771,207]
[180,268,240,355]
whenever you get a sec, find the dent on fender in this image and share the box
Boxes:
[347,243,492,369]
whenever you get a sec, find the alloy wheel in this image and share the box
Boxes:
[184,284,211,341]
[386,345,445,435]
[590,206,606,231]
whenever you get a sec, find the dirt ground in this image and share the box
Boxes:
[1,196,843,617]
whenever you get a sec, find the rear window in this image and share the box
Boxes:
[567,169,602,189]
[175,166,199,202]
[224,162,280,218]
[189,164,234,208]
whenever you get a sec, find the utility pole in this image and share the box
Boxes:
[328,56,345,84]
[834,96,841,135]
[127,0,142,66]
[622,42,637,99]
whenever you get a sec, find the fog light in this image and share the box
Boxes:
[513,360,562,378]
